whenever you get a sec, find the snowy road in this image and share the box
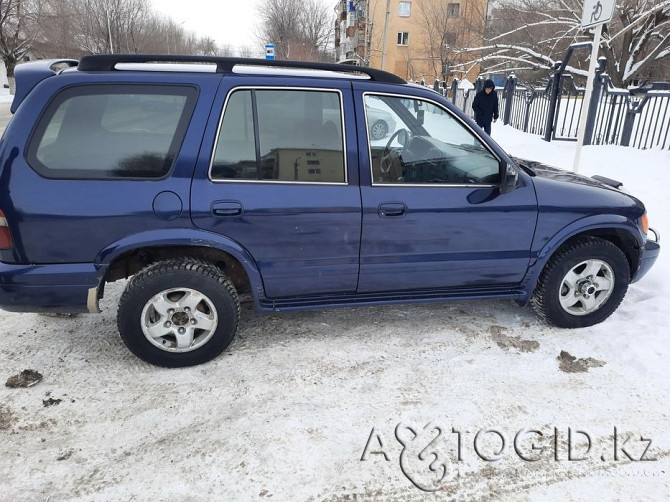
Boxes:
[1,124,669,500]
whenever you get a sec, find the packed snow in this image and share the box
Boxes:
[0,88,13,104]
[1,116,669,500]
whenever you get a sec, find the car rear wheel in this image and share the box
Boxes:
[531,237,630,328]
[117,258,240,367]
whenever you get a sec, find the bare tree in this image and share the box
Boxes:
[237,45,256,58]
[256,0,333,61]
[256,0,300,59]
[5,0,285,92]
[219,43,234,57]
[70,0,157,54]
[195,36,217,56]
[35,0,82,58]
[300,0,334,60]
[459,0,670,87]
[0,0,43,92]
[414,0,488,81]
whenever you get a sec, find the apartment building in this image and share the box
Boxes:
[335,0,487,82]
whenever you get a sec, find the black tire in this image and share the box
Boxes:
[117,258,240,367]
[531,237,630,328]
[370,120,388,140]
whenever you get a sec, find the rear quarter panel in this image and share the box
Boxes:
[0,71,221,265]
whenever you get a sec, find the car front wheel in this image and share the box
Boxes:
[531,237,630,328]
[117,258,240,367]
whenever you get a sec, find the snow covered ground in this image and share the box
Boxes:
[1,123,669,501]
[0,87,14,104]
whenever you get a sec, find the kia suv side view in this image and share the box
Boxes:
[0,55,660,366]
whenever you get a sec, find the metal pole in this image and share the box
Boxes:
[503,75,516,125]
[380,0,391,70]
[573,23,602,173]
[105,5,114,54]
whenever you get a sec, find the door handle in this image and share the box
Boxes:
[212,201,242,216]
[378,202,406,217]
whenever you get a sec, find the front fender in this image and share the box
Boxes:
[94,228,266,302]
[521,215,644,301]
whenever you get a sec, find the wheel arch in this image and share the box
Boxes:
[93,229,266,307]
[556,228,640,278]
[522,218,643,302]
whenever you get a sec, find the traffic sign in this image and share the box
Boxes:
[581,0,615,28]
[265,44,275,60]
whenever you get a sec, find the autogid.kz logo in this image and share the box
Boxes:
[361,423,658,492]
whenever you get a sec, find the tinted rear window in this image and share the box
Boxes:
[26,85,197,179]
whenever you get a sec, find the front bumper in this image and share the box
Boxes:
[632,227,660,283]
[0,261,102,313]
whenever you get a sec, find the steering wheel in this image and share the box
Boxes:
[380,129,411,173]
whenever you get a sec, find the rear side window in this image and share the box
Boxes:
[211,88,346,183]
[26,85,197,179]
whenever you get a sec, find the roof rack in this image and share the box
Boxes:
[77,54,406,84]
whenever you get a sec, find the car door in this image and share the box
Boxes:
[191,77,361,298]
[354,86,538,293]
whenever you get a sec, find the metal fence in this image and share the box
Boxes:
[433,58,670,150]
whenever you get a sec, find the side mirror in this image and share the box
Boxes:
[500,162,518,194]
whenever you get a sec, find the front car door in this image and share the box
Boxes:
[354,85,538,293]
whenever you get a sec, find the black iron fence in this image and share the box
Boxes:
[429,59,670,150]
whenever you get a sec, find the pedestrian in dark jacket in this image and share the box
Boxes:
[472,79,499,135]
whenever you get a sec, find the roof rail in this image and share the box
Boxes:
[11,59,78,114]
[77,54,406,84]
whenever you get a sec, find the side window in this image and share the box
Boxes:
[364,94,500,185]
[27,85,196,179]
[211,89,346,183]
[211,91,256,179]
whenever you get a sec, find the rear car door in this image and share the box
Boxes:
[354,85,538,293]
[191,77,361,298]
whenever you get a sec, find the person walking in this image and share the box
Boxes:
[472,79,499,135]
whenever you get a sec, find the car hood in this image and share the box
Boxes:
[510,156,620,190]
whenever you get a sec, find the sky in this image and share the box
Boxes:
[150,0,336,55]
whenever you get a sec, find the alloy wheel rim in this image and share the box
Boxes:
[558,259,615,316]
[140,287,218,352]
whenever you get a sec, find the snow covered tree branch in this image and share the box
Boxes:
[458,0,670,86]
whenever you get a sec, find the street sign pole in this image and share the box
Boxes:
[573,0,615,173]
[572,22,602,173]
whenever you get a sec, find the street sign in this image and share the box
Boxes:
[581,0,615,28]
[265,44,275,60]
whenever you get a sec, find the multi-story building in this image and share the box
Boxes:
[335,1,370,65]
[335,0,487,83]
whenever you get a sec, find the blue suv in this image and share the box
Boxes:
[0,55,660,366]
